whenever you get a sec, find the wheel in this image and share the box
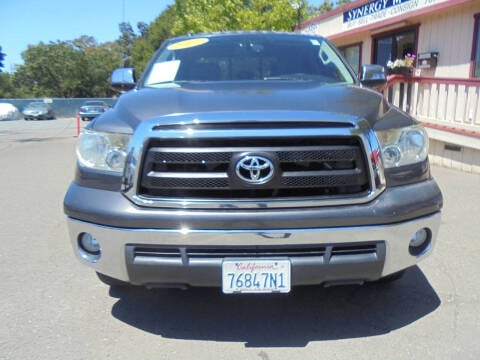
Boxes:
[96,272,130,287]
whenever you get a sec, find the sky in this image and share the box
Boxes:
[0,0,331,73]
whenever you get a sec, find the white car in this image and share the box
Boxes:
[0,103,19,121]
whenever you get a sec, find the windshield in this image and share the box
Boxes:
[26,103,47,109]
[143,33,355,87]
[84,102,104,106]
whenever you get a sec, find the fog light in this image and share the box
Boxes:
[78,233,101,262]
[409,228,431,256]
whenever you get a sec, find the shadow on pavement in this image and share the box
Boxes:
[110,266,440,347]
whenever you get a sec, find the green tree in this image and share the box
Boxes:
[131,5,177,74]
[307,1,333,18]
[13,42,84,97]
[0,72,18,98]
[238,0,307,31]
[173,0,241,34]
[84,41,124,97]
[118,22,138,66]
[12,38,123,98]
[137,22,149,37]
[305,0,351,20]
[337,0,351,7]
[172,0,305,35]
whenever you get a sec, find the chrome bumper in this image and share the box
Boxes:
[67,212,441,286]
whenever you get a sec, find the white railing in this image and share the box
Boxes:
[383,75,480,134]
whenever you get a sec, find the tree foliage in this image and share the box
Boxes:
[337,0,352,7]
[131,5,177,74]
[118,22,137,66]
[306,0,351,18]
[173,0,241,34]
[237,0,307,31]
[307,1,333,17]
[173,0,307,35]
[0,72,17,97]
[9,38,123,98]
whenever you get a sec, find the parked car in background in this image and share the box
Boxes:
[22,102,55,120]
[0,103,20,121]
[78,101,110,121]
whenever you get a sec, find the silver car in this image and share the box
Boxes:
[23,102,54,120]
[78,101,109,121]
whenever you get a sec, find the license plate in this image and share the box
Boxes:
[222,259,291,294]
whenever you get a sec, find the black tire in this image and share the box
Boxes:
[96,272,130,287]
[375,270,406,284]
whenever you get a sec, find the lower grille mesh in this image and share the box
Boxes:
[130,243,380,263]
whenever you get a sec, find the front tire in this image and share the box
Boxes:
[375,270,406,284]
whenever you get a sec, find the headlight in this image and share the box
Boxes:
[375,125,428,168]
[76,129,130,173]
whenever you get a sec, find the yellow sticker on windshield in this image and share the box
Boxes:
[167,38,209,50]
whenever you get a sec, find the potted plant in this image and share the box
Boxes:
[386,53,416,75]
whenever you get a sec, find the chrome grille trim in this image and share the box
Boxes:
[122,114,386,209]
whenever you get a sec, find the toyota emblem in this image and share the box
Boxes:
[235,155,274,184]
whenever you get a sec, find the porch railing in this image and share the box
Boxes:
[383,75,480,135]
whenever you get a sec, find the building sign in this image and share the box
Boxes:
[343,0,443,30]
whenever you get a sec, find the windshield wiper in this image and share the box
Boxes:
[145,81,180,88]
[263,73,312,81]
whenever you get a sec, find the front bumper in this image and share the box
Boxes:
[79,112,101,120]
[24,113,47,119]
[66,212,441,287]
[65,176,442,287]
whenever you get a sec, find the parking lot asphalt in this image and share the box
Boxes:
[0,118,479,359]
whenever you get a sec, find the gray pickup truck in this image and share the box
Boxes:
[64,32,443,293]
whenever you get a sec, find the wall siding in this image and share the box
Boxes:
[416,3,479,78]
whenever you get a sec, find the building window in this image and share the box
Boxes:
[472,14,480,78]
[373,28,417,68]
[338,43,361,75]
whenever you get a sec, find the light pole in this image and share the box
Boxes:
[290,1,303,30]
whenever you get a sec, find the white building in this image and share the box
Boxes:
[299,0,480,172]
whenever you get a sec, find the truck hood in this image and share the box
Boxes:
[93,81,412,134]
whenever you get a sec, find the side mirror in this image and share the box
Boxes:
[111,68,136,92]
[360,65,387,88]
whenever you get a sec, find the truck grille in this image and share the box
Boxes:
[129,243,381,263]
[138,137,370,200]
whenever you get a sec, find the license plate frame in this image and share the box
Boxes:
[222,259,291,294]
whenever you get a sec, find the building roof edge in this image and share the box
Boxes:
[300,0,475,32]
